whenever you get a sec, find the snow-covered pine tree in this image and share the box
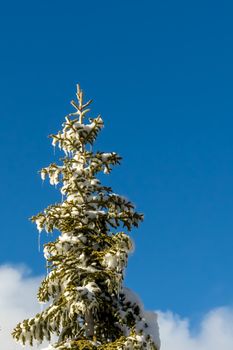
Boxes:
[12,85,160,350]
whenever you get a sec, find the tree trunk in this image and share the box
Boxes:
[85,310,94,339]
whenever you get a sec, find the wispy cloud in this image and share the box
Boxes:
[1,264,233,350]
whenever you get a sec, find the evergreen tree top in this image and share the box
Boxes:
[12,85,160,350]
[33,84,143,235]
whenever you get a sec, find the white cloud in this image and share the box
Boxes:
[158,308,233,350]
[0,265,43,349]
[0,264,233,350]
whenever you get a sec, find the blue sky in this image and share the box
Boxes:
[1,0,233,327]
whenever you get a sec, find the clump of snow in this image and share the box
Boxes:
[76,281,100,301]
[35,217,44,233]
[103,252,118,269]
[41,346,56,350]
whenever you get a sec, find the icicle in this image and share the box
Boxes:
[39,302,45,313]
[38,231,41,253]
